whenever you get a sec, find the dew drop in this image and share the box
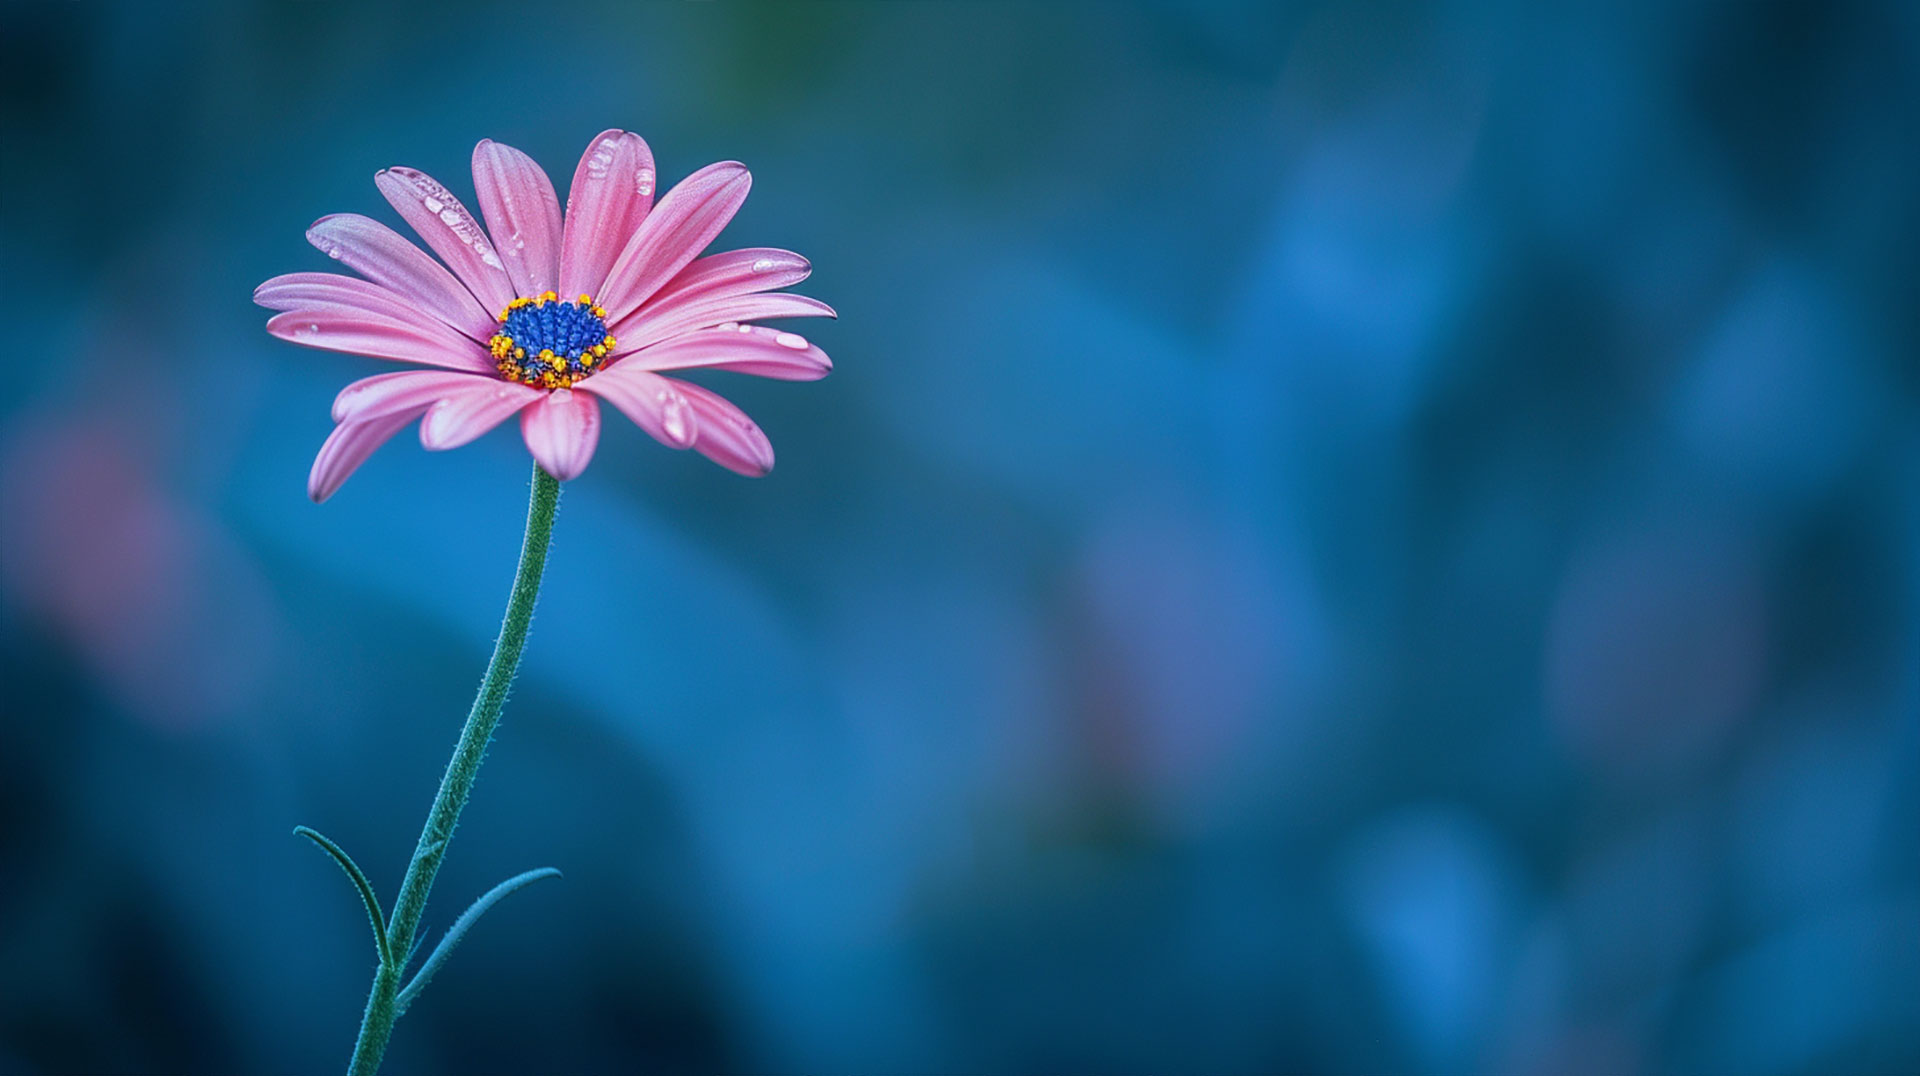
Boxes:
[715,321,740,332]
[751,257,778,273]
[775,332,809,350]
[659,391,691,442]
[635,168,655,196]
[737,323,756,334]
[422,195,445,214]
[438,208,461,227]
[588,140,617,179]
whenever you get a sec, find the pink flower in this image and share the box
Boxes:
[257,130,834,501]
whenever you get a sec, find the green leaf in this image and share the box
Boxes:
[294,825,393,968]
[395,867,561,1014]
[401,921,431,971]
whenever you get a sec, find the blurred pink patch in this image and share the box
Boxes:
[1070,495,1291,822]
[0,415,281,731]
[1544,520,1766,780]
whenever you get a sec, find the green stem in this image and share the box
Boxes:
[347,464,561,1076]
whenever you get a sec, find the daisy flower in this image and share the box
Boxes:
[256,130,833,501]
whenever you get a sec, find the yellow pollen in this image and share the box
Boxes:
[489,294,608,389]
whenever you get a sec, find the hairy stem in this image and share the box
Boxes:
[347,463,561,1075]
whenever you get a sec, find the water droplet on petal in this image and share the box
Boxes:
[588,140,617,179]
[422,195,445,214]
[636,168,655,196]
[438,208,461,227]
[751,257,777,273]
[659,391,691,442]
[738,324,756,334]
[775,332,809,350]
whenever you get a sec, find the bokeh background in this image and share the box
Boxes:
[3,1,1918,1073]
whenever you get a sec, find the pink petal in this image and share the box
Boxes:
[610,323,831,381]
[472,139,564,299]
[610,292,835,355]
[597,162,752,322]
[307,214,495,340]
[558,130,656,300]
[266,310,492,372]
[255,273,482,354]
[331,369,490,422]
[519,388,602,481]
[669,378,776,476]
[309,408,425,503]
[644,248,812,312]
[375,167,517,315]
[418,379,543,450]
[574,366,698,450]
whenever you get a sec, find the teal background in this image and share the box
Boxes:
[2,1,1918,1073]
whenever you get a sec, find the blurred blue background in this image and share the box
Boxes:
[3,1,1918,1073]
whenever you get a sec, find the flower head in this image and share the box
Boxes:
[257,131,833,501]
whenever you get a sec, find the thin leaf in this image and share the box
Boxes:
[395,867,561,1014]
[294,825,393,968]
[402,921,431,972]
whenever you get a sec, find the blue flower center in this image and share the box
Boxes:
[489,291,617,388]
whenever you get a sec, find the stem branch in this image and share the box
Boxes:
[346,463,561,1075]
